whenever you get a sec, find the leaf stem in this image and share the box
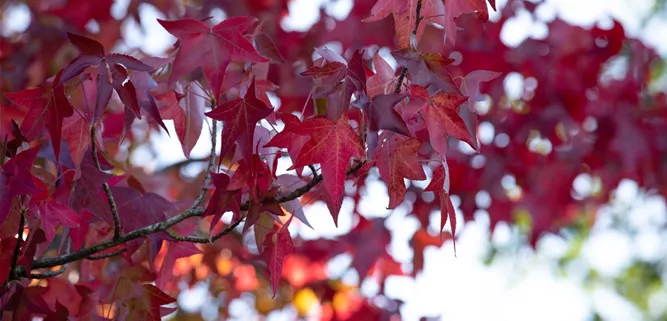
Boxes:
[394,0,423,94]
[90,126,122,240]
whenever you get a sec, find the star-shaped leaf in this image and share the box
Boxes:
[260,220,294,298]
[355,93,410,136]
[205,81,273,159]
[444,0,497,45]
[406,85,474,154]
[158,17,268,100]
[57,33,153,124]
[374,133,426,208]
[290,115,364,223]
[204,172,242,233]
[155,83,205,158]
[0,147,40,225]
[4,71,74,161]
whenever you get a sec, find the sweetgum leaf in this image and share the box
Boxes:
[406,85,474,154]
[290,115,364,224]
[261,220,294,298]
[111,186,176,233]
[204,172,242,232]
[0,238,18,285]
[355,93,410,136]
[373,133,426,208]
[158,17,268,100]
[0,147,40,226]
[155,84,205,158]
[366,53,397,98]
[4,71,74,161]
[444,0,496,45]
[156,241,201,288]
[205,81,273,160]
[264,113,310,176]
[37,200,80,243]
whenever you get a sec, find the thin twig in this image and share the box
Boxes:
[90,126,121,240]
[168,218,244,244]
[5,210,25,284]
[394,0,424,94]
[87,248,127,260]
[28,160,366,270]
[190,120,218,209]
[155,157,209,174]
[394,68,408,93]
[30,266,66,279]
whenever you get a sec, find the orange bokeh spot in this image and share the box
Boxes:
[293,288,319,317]
[234,264,258,292]
[215,257,233,276]
[283,255,328,288]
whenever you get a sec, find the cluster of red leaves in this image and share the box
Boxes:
[1,0,665,319]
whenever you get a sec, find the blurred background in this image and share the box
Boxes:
[2,0,667,320]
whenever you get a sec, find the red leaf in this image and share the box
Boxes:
[444,0,496,45]
[290,115,364,223]
[156,241,202,288]
[261,224,294,298]
[4,72,74,160]
[61,112,93,167]
[0,104,26,141]
[158,17,268,99]
[355,93,410,136]
[406,85,473,154]
[0,238,18,285]
[204,172,242,232]
[264,113,312,176]
[156,84,205,158]
[374,133,426,208]
[366,53,397,98]
[37,200,81,243]
[437,191,457,254]
[205,81,273,159]
[0,147,40,225]
[111,187,176,233]
[364,0,445,48]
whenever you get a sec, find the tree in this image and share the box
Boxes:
[0,0,665,319]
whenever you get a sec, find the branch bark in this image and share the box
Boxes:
[90,126,121,239]
[26,160,366,272]
[394,0,423,94]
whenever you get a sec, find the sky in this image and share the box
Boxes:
[3,0,667,320]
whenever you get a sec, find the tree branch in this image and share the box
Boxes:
[394,0,423,94]
[90,126,121,240]
[155,157,209,174]
[30,266,66,279]
[168,218,244,243]
[87,248,126,260]
[191,119,218,209]
[5,210,25,284]
[28,160,366,272]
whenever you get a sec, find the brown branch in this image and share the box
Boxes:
[394,68,408,93]
[155,157,209,174]
[191,119,218,209]
[169,218,244,244]
[90,126,121,240]
[87,248,127,260]
[30,266,66,279]
[27,160,366,272]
